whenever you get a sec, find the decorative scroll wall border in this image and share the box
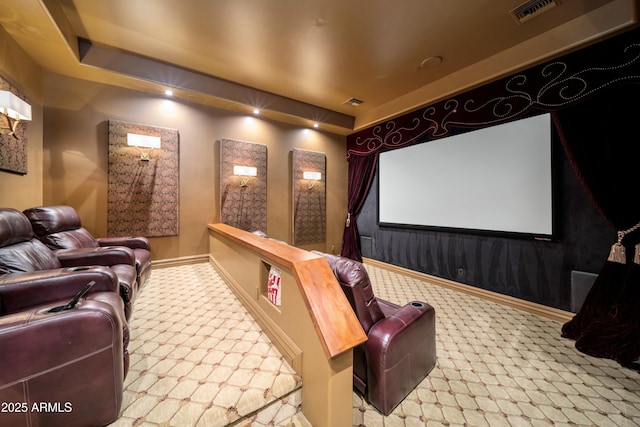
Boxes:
[347,28,640,158]
[292,149,326,245]
[0,75,29,174]
[220,138,267,233]
[107,120,180,237]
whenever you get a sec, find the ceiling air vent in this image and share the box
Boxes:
[344,97,363,107]
[510,0,559,24]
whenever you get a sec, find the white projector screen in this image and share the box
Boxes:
[378,113,553,237]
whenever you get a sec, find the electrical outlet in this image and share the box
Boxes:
[456,268,465,278]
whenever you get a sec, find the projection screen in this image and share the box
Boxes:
[378,113,553,237]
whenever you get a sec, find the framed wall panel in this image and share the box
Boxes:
[0,76,28,175]
[292,148,326,245]
[220,138,267,232]
[108,120,179,237]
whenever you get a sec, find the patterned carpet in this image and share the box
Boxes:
[110,263,305,427]
[356,264,640,426]
[111,261,640,426]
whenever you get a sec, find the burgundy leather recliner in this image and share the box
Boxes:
[317,252,437,415]
[0,207,129,427]
[24,205,152,318]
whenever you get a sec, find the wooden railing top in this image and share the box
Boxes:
[208,223,367,359]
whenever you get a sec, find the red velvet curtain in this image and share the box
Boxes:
[553,84,640,368]
[340,153,378,261]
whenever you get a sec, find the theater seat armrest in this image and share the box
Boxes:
[0,266,119,314]
[97,236,151,251]
[366,301,435,365]
[55,247,136,268]
[0,299,124,388]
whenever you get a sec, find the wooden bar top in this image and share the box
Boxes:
[208,223,367,359]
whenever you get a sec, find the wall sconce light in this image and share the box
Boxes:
[234,165,257,187]
[0,90,32,137]
[303,171,322,189]
[127,133,161,161]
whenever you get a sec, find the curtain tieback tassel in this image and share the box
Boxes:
[608,221,640,264]
[346,212,351,228]
[608,231,626,264]
[635,243,640,265]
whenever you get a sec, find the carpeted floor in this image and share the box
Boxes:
[112,261,640,426]
[355,263,640,426]
[110,262,304,427]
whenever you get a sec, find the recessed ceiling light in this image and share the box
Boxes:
[253,109,260,115]
[313,123,319,128]
[164,89,173,96]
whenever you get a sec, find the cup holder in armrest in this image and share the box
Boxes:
[68,266,91,271]
[410,301,425,308]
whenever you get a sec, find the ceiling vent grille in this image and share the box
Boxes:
[344,97,363,107]
[510,0,559,23]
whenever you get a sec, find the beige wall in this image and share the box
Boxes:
[0,27,43,210]
[42,72,348,261]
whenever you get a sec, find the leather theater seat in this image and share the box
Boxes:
[24,205,153,318]
[24,205,151,288]
[317,252,437,415]
[0,208,129,427]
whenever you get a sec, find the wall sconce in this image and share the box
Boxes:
[234,165,257,187]
[303,171,322,189]
[127,133,161,161]
[0,90,32,137]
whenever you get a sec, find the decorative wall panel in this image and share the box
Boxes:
[108,120,179,237]
[220,138,267,232]
[0,76,28,174]
[292,149,326,245]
